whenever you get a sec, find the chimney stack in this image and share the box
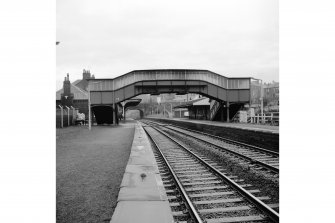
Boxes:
[83,69,91,80]
[61,73,74,106]
[63,73,71,95]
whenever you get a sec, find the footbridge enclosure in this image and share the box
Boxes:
[88,69,257,124]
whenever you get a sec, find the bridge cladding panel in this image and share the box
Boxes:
[157,80,171,86]
[143,81,156,86]
[185,80,200,86]
[238,90,250,102]
[172,80,186,85]
[207,83,218,99]
[91,92,102,104]
[228,90,239,102]
[102,92,114,104]
[88,70,252,106]
[218,88,227,101]
[114,89,124,102]
[124,85,135,100]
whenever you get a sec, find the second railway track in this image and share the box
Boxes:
[142,119,279,174]
[143,123,279,223]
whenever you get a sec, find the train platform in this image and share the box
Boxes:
[56,121,136,222]
[151,117,279,134]
[110,122,174,223]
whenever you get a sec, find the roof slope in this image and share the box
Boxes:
[173,98,210,108]
[56,83,88,100]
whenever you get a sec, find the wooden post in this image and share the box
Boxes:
[58,105,63,128]
[71,106,75,125]
[65,106,70,127]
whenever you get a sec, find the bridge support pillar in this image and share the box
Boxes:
[226,102,230,123]
[113,103,116,125]
[123,106,126,122]
[220,102,224,121]
[115,104,119,125]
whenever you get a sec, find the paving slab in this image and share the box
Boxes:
[127,154,157,166]
[117,186,168,201]
[110,201,174,223]
[125,164,160,174]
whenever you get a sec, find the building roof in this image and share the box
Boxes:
[71,79,82,86]
[173,98,210,109]
[56,82,88,100]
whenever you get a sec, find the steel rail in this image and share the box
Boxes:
[145,119,279,156]
[163,124,279,174]
[141,120,279,174]
[147,124,279,223]
[143,127,204,223]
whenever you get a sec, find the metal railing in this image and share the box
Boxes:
[56,105,77,128]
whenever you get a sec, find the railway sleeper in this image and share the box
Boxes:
[199,205,252,214]
[180,177,219,182]
[206,215,266,223]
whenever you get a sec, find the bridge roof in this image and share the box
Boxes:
[88,69,252,81]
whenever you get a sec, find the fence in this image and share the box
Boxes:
[249,113,279,125]
[56,106,77,128]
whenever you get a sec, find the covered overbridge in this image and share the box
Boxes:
[88,69,259,125]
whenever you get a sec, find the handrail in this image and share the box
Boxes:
[210,100,221,120]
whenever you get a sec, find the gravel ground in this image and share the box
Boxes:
[56,122,135,223]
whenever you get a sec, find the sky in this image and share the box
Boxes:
[56,0,278,90]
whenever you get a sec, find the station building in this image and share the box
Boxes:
[56,69,94,116]
[173,97,210,120]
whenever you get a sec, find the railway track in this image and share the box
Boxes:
[143,124,279,223]
[142,119,279,174]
